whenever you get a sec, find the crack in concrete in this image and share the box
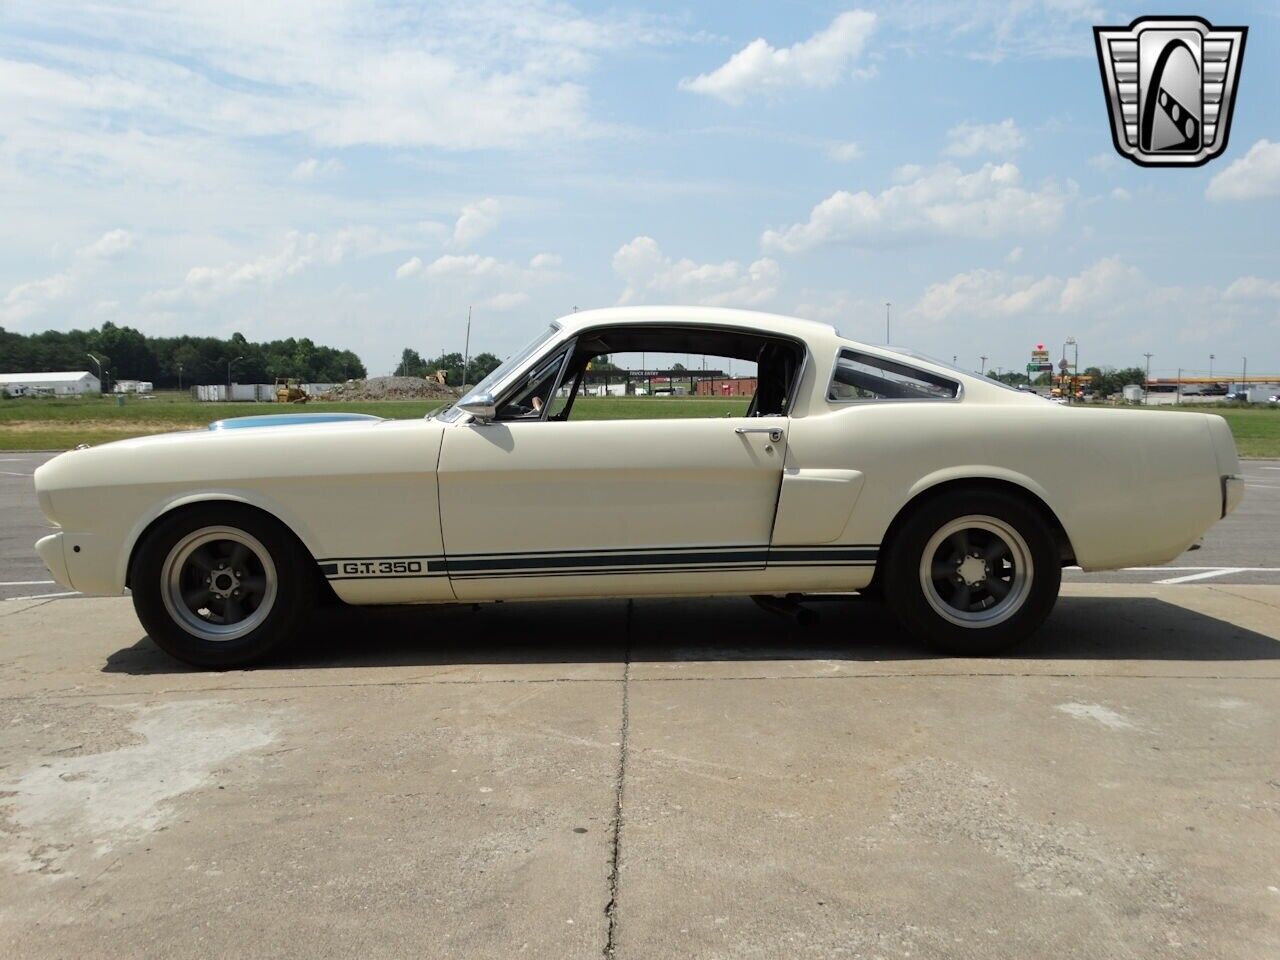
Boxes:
[602,599,633,959]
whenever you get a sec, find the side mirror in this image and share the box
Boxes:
[458,393,498,423]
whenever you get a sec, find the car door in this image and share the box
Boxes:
[436,415,788,600]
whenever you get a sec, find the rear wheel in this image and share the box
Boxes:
[883,491,1060,655]
[131,504,316,668]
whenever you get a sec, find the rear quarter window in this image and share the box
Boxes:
[829,350,960,402]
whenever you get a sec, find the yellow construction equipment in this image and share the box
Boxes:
[274,378,309,403]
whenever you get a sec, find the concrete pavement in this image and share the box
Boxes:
[1,586,1277,958]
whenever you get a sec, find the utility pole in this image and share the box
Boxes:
[1176,368,1181,404]
[86,353,103,393]
[1143,352,1154,404]
[463,307,474,386]
[1242,357,1248,399]
[885,302,891,344]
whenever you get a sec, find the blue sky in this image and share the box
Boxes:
[1,1,1277,379]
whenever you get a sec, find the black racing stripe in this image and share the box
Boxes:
[445,549,769,574]
[768,547,879,563]
[448,565,764,581]
[321,544,880,581]
[448,544,768,560]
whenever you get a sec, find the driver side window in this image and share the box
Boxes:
[496,350,569,421]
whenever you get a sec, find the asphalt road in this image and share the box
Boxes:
[2,451,1277,601]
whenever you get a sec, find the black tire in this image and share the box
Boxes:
[130,503,317,668]
[882,490,1061,656]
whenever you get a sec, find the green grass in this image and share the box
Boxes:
[0,393,750,450]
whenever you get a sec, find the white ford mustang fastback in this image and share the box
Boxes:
[34,307,1243,667]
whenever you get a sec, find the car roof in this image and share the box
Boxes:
[552,306,840,342]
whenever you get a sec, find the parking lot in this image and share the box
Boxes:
[1,452,1278,958]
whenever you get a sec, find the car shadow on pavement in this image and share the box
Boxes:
[102,593,1280,674]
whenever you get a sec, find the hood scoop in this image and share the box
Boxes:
[208,412,383,431]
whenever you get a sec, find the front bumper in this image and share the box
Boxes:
[1222,475,1245,518]
[35,532,74,590]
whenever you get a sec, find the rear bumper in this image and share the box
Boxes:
[1222,474,1244,518]
[35,532,74,590]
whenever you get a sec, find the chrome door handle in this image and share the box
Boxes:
[735,426,783,443]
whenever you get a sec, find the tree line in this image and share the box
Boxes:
[395,348,503,387]
[0,323,366,389]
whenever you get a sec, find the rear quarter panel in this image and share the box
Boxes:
[783,401,1223,570]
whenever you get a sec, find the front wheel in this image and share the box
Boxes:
[883,491,1061,656]
[130,504,316,668]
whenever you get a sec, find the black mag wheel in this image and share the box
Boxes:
[884,491,1061,656]
[131,504,316,668]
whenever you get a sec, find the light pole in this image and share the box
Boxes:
[1209,353,1215,380]
[86,353,103,393]
[1063,336,1077,402]
[227,355,243,394]
[979,355,988,375]
[1143,352,1154,404]
[1242,356,1248,400]
[177,362,183,392]
[885,302,891,344]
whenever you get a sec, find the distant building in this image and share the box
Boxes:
[695,377,758,398]
[0,371,101,397]
[113,380,154,394]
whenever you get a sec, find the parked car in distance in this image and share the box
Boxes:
[34,307,1244,667]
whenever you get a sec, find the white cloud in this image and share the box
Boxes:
[1,270,75,323]
[913,257,1147,322]
[827,141,864,162]
[451,198,501,250]
[885,1,1102,61]
[612,236,780,307]
[680,10,877,104]
[1,228,134,323]
[1005,246,1024,264]
[289,157,344,181]
[1110,187,1131,202]
[762,163,1067,253]
[915,267,1060,321]
[484,291,530,310]
[395,250,560,318]
[1206,140,1280,201]
[76,228,135,260]
[395,256,424,280]
[943,119,1025,157]
[1225,276,1280,300]
[0,0,678,164]
[146,231,348,305]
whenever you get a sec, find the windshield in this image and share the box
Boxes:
[434,322,562,421]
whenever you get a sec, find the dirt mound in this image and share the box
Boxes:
[320,376,461,402]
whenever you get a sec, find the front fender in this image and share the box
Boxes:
[118,489,323,591]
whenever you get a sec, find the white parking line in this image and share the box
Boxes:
[1155,568,1248,585]
[2,591,80,601]
[0,471,33,477]
[0,580,55,586]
